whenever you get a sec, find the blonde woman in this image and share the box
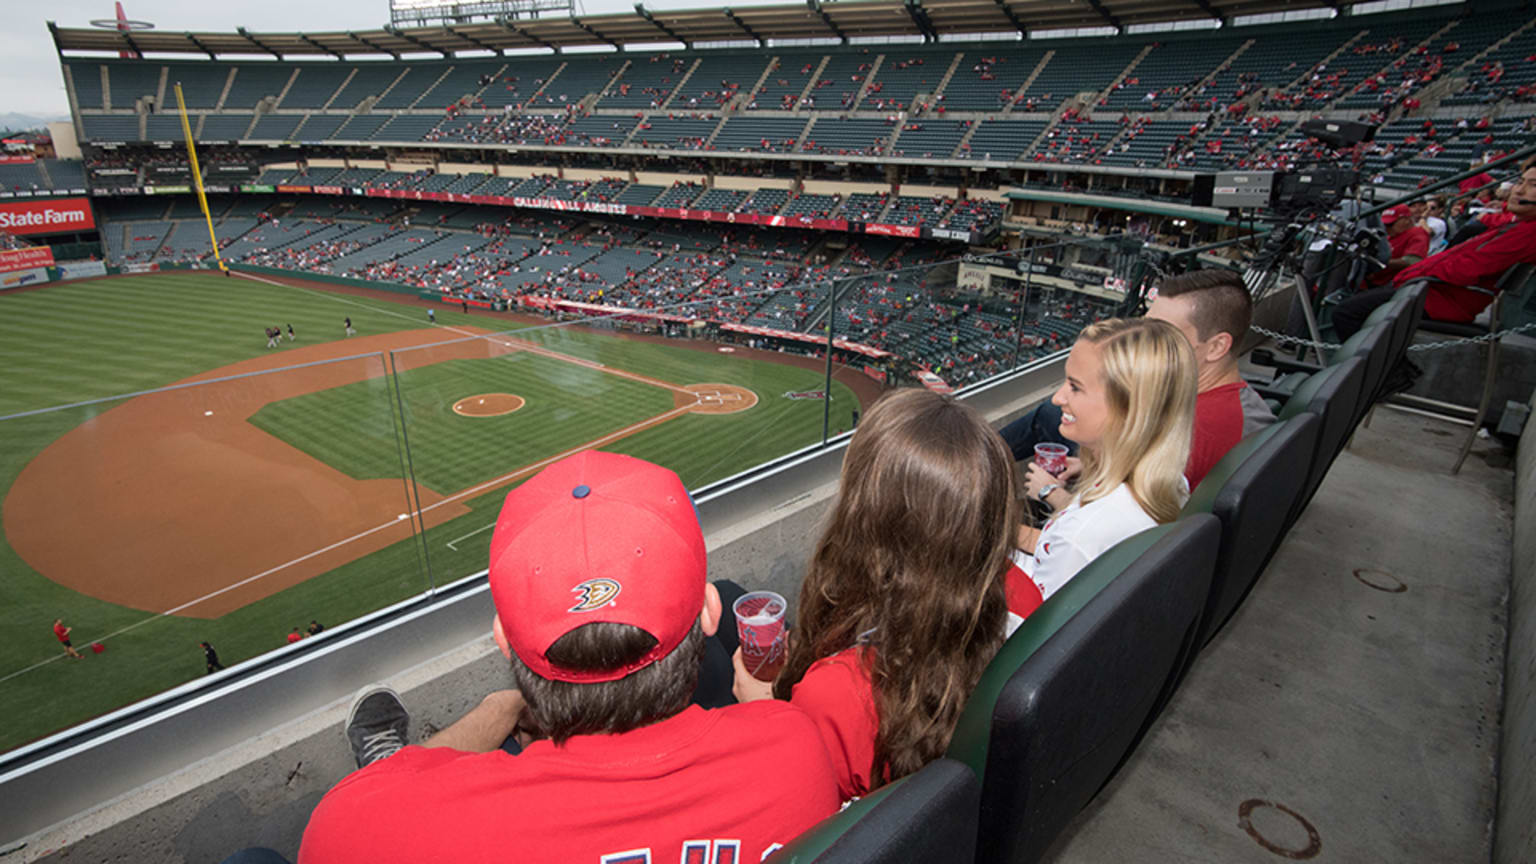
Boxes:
[1007,317,1197,629]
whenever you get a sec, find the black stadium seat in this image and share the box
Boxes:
[1182,413,1321,647]
[1278,356,1367,519]
[944,515,1221,864]
[776,758,980,863]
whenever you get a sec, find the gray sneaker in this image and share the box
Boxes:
[345,685,409,770]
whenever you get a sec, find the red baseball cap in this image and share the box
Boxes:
[488,451,706,684]
[1380,204,1413,225]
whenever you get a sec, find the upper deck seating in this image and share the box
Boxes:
[250,115,304,141]
[941,47,1048,110]
[282,66,352,109]
[712,116,806,153]
[68,63,105,110]
[752,53,823,109]
[224,66,294,109]
[374,64,449,110]
[858,50,952,111]
[631,115,719,150]
[418,62,500,109]
[0,162,45,191]
[811,53,877,110]
[602,54,691,109]
[293,114,346,140]
[1101,37,1244,110]
[802,118,894,157]
[964,119,1047,162]
[200,115,254,141]
[1017,41,1146,106]
[161,62,228,108]
[330,65,401,111]
[889,120,968,159]
[669,54,769,110]
[534,58,623,107]
[478,58,564,108]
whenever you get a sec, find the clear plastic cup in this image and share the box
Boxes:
[1034,442,1070,476]
[733,590,788,682]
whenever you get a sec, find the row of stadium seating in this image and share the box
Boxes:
[0,158,88,192]
[95,197,1072,382]
[66,7,1531,134]
[777,283,1423,862]
[222,165,1007,230]
[73,99,1533,191]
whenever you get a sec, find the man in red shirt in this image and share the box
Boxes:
[1010,269,1275,500]
[1364,204,1430,288]
[54,618,83,660]
[1334,156,1536,341]
[300,452,840,864]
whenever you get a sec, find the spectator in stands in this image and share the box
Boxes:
[1006,318,1196,621]
[1363,204,1429,288]
[297,451,839,863]
[1000,270,1274,493]
[729,388,1017,801]
[1332,156,1536,390]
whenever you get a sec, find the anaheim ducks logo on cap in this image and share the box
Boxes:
[568,578,621,612]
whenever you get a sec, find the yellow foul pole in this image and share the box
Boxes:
[173,82,226,271]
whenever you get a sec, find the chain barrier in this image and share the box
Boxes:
[1250,326,1342,351]
[1251,322,1536,353]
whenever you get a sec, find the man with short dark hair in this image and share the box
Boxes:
[1005,269,1274,506]
[300,452,839,863]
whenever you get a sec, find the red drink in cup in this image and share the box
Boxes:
[1034,442,1070,477]
[734,591,788,682]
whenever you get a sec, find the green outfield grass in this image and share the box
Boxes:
[0,271,859,753]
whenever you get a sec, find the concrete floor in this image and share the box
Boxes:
[1044,406,1515,864]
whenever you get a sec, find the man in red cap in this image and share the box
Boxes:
[1362,204,1429,288]
[300,451,840,863]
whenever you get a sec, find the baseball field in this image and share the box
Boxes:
[0,270,872,754]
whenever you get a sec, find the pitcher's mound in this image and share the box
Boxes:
[682,383,758,415]
[453,393,526,417]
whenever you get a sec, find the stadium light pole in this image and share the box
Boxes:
[173,83,227,273]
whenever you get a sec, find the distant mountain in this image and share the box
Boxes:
[0,113,71,136]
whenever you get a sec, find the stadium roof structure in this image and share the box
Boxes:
[49,0,1355,58]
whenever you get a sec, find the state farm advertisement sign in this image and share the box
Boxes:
[0,197,96,236]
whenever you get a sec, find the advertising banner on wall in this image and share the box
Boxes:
[1,266,49,289]
[0,246,55,273]
[0,197,96,236]
[57,260,108,281]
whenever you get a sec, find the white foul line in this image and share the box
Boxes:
[444,521,497,552]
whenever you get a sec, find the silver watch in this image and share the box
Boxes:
[1037,483,1059,502]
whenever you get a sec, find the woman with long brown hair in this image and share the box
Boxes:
[732,387,1019,800]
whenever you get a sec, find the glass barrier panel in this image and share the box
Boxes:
[0,352,424,754]
[385,292,875,578]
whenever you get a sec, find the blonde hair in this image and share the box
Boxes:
[1072,318,1197,524]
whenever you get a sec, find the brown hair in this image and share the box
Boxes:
[1154,269,1253,345]
[774,388,1017,788]
[510,620,704,745]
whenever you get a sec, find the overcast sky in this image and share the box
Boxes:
[5,0,787,117]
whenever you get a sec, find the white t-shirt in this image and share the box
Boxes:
[1004,482,1158,638]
